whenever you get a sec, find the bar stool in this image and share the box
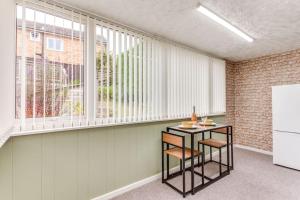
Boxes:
[162,131,204,197]
[197,127,233,176]
[198,138,226,176]
[211,127,234,169]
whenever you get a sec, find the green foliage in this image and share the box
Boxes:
[74,101,83,115]
[71,79,81,85]
[96,50,113,71]
[95,44,143,101]
[98,86,113,99]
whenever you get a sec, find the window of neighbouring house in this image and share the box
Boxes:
[46,38,64,51]
[29,31,40,41]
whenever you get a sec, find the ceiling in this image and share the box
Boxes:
[58,0,300,61]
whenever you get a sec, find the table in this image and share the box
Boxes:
[166,124,233,195]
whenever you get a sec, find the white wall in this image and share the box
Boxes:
[0,0,15,136]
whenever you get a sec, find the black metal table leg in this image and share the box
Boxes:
[191,133,195,195]
[202,143,205,184]
[182,140,186,198]
[226,127,230,173]
[230,126,234,169]
[167,144,170,178]
[219,148,222,176]
[209,131,212,161]
[162,135,164,183]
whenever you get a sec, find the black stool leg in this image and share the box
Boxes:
[180,160,182,172]
[161,138,164,183]
[201,147,204,185]
[182,148,186,197]
[219,148,222,176]
[209,131,212,161]
[198,142,200,167]
[230,127,234,169]
[167,144,170,178]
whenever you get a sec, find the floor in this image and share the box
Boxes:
[112,148,300,200]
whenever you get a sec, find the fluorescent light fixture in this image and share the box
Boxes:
[197,5,254,42]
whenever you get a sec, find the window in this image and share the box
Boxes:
[14,1,225,133]
[29,31,40,41]
[46,38,64,51]
[16,2,86,131]
[167,48,211,118]
[95,21,226,124]
[95,24,165,123]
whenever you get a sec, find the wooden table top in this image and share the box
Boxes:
[167,124,231,134]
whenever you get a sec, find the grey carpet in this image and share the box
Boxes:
[112,148,300,200]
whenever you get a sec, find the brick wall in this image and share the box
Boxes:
[225,61,235,128]
[16,29,84,65]
[226,49,300,151]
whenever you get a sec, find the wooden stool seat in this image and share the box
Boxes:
[165,147,200,159]
[198,139,226,148]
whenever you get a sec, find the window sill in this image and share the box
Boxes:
[1,113,225,148]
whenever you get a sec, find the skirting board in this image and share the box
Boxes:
[90,165,177,200]
[234,144,273,156]
[91,151,221,200]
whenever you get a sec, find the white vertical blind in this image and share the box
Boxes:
[95,22,168,123]
[142,38,147,121]
[117,32,122,122]
[14,0,226,134]
[211,58,226,114]
[106,28,110,120]
[123,32,128,122]
[166,45,213,119]
[15,1,86,132]
[133,37,137,121]
[112,30,116,122]
[138,38,143,121]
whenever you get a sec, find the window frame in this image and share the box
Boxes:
[29,31,40,41]
[46,37,64,52]
[13,1,226,134]
[15,2,88,132]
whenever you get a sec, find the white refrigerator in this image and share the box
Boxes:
[272,84,300,170]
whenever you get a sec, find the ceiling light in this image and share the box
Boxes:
[197,5,254,42]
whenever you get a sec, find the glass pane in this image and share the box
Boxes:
[15,5,85,120]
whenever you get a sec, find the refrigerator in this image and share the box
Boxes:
[272,84,300,170]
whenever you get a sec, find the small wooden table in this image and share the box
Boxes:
[166,124,233,195]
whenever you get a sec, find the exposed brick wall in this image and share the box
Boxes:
[225,61,235,130]
[226,49,300,151]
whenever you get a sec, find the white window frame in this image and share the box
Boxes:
[13,0,226,135]
[15,2,88,133]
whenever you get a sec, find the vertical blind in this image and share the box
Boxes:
[167,46,211,118]
[211,58,226,114]
[15,0,226,133]
[95,22,166,124]
[16,0,86,131]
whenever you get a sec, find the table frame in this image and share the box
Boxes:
[164,124,233,195]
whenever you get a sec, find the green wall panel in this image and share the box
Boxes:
[0,116,225,200]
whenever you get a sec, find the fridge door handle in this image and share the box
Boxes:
[274,130,300,135]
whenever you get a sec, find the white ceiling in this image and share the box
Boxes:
[58,0,300,61]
